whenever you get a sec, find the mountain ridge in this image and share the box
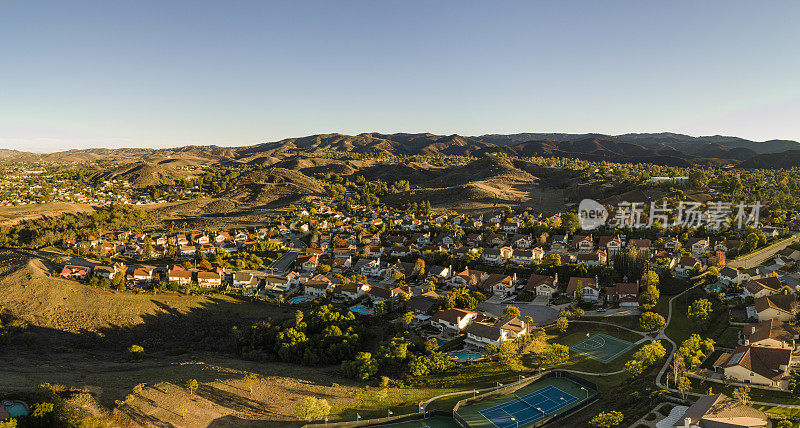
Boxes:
[4,132,800,168]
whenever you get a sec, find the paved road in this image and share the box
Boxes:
[727,232,800,269]
[476,300,559,325]
[270,250,300,272]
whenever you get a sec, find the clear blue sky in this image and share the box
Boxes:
[2,1,799,152]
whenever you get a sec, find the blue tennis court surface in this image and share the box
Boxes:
[478,385,577,428]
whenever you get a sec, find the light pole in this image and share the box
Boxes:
[388,409,393,418]
[511,416,518,428]
[518,375,525,383]
[496,382,503,390]
[580,386,588,400]
[324,416,328,427]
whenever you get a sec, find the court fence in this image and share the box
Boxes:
[301,410,452,428]
[452,370,599,427]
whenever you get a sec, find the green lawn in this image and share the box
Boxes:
[716,327,741,349]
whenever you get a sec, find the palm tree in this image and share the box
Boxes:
[525,316,534,332]
[276,294,285,306]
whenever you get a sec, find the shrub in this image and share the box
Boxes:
[126,344,145,361]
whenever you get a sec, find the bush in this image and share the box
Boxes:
[126,344,145,361]
[658,403,674,416]
[645,412,656,421]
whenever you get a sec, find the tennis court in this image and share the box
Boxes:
[478,386,576,428]
[569,332,634,363]
[455,374,596,428]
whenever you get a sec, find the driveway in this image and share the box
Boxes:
[476,300,559,325]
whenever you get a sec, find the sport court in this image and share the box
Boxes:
[455,375,596,428]
[478,385,576,428]
[569,332,634,363]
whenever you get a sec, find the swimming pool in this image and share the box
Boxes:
[2,400,29,418]
[289,296,313,304]
[428,337,447,346]
[449,350,483,362]
[349,305,374,315]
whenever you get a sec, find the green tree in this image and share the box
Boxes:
[638,312,666,332]
[624,359,644,377]
[126,344,145,361]
[632,341,666,366]
[562,213,580,235]
[186,379,198,395]
[540,343,569,369]
[294,397,331,422]
[275,294,285,306]
[342,352,378,380]
[638,283,660,311]
[556,315,569,333]
[732,385,751,406]
[503,305,521,319]
[590,410,624,428]
[400,311,414,326]
[687,299,713,330]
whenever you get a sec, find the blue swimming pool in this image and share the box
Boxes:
[449,350,483,361]
[2,400,29,418]
[349,305,374,315]
[289,296,313,304]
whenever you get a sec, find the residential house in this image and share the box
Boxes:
[511,234,532,249]
[60,265,91,280]
[598,236,623,255]
[671,393,768,428]
[233,271,260,290]
[675,256,701,276]
[409,292,439,315]
[627,238,651,255]
[715,345,791,388]
[484,273,516,297]
[353,258,383,277]
[482,246,513,264]
[566,276,600,302]
[573,235,594,253]
[663,237,682,252]
[197,271,222,288]
[754,294,797,322]
[426,265,451,281]
[719,267,742,286]
[430,308,478,332]
[689,238,710,256]
[605,283,639,307]
[742,277,782,299]
[576,250,606,266]
[550,235,569,253]
[451,269,488,287]
[742,319,799,349]
[464,316,528,349]
[525,274,558,296]
[168,267,192,285]
[304,275,333,297]
[335,283,370,300]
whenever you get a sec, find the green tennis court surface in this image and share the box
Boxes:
[456,376,595,428]
[569,332,634,363]
[374,415,460,427]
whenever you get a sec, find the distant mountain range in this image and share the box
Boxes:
[5,132,800,168]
